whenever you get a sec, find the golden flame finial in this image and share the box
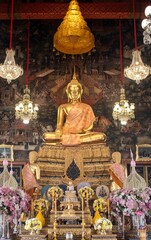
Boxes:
[72,66,77,80]
[54,0,95,54]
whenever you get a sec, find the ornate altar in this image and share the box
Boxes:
[31,70,113,239]
[48,184,92,239]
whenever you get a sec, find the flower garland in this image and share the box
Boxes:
[0,187,30,222]
[93,198,108,213]
[78,186,94,199]
[110,188,151,218]
[47,186,63,199]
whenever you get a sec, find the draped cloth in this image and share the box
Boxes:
[22,163,40,191]
[62,102,95,146]
[109,163,126,188]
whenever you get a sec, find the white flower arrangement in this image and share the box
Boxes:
[47,186,63,199]
[25,218,42,235]
[78,186,94,199]
[94,217,112,233]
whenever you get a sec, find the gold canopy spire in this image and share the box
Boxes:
[53,0,95,54]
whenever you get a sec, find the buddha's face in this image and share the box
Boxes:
[68,84,82,101]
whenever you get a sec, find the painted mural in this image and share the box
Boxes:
[0,19,150,161]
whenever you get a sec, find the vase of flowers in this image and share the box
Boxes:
[0,187,30,238]
[139,227,146,240]
[110,187,151,231]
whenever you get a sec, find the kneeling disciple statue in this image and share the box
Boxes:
[43,71,106,146]
[22,151,41,197]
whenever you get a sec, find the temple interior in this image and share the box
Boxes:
[0,0,151,239]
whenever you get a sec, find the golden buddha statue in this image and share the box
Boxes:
[43,72,106,146]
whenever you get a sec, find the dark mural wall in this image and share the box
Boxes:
[0,19,150,161]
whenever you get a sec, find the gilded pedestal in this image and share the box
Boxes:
[48,224,91,240]
[19,233,48,240]
[92,234,117,240]
[37,142,111,187]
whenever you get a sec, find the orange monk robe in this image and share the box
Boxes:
[109,163,126,188]
[22,163,40,196]
[62,102,96,146]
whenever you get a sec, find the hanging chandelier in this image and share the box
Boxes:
[113,88,135,125]
[112,20,135,126]
[124,0,150,84]
[53,0,95,54]
[0,0,23,83]
[141,6,151,44]
[124,49,150,84]
[15,22,38,124]
[15,87,38,124]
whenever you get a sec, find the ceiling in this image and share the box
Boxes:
[0,0,150,160]
[0,1,149,20]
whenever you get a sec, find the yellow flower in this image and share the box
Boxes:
[47,186,63,199]
[93,198,108,212]
[78,186,94,199]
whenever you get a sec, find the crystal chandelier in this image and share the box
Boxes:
[113,88,135,125]
[113,20,135,125]
[124,0,150,84]
[15,87,38,124]
[54,0,95,54]
[0,0,23,83]
[124,49,150,84]
[141,6,151,44]
[15,22,38,124]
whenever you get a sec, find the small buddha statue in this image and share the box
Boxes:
[43,71,106,146]
[60,181,80,210]
[67,181,74,191]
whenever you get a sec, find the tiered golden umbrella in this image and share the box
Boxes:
[54,0,95,54]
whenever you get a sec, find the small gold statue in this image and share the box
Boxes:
[43,71,106,146]
[29,151,40,181]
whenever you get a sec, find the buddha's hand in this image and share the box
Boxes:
[55,129,62,138]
